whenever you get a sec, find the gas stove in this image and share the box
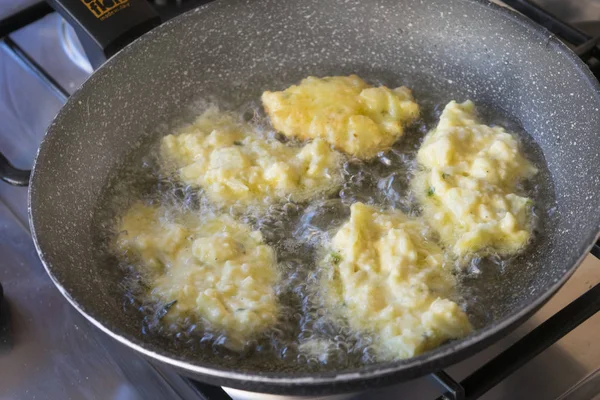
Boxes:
[0,1,599,400]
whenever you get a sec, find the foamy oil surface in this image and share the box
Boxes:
[92,83,555,373]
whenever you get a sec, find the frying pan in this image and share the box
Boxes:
[1,0,599,395]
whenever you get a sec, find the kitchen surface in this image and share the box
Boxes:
[0,1,599,399]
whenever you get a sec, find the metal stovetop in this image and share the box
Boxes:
[0,1,599,399]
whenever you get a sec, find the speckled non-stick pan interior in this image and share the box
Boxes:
[28,0,600,394]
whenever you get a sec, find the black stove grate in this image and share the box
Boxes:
[1,2,599,400]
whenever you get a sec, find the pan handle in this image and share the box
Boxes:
[47,0,161,69]
[0,153,30,187]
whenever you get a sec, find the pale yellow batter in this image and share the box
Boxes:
[161,108,343,209]
[262,75,420,159]
[321,202,472,360]
[115,203,280,348]
[414,100,538,257]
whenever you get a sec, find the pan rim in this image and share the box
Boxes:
[28,0,600,391]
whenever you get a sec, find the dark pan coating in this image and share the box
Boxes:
[28,0,600,394]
